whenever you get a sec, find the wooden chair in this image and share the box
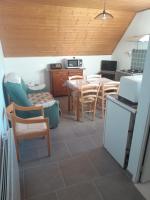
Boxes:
[6,103,50,160]
[68,75,84,112]
[87,74,101,81]
[76,83,100,121]
[68,75,83,80]
[98,81,120,117]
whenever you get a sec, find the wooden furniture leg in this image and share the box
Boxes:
[67,88,71,112]
[47,133,51,156]
[76,95,80,121]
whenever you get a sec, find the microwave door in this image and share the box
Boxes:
[68,60,78,67]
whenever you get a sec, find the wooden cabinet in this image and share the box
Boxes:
[68,69,83,76]
[49,68,83,97]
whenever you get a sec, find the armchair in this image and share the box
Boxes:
[4,73,60,128]
[6,103,50,160]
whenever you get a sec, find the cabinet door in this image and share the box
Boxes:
[52,70,68,96]
[104,99,131,167]
[68,69,83,76]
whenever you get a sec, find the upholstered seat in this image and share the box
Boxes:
[28,92,55,108]
[15,116,47,138]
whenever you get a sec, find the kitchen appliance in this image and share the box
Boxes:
[100,60,117,80]
[121,69,143,74]
[49,63,62,69]
[104,95,136,168]
[115,68,143,81]
[63,58,83,68]
[118,75,143,103]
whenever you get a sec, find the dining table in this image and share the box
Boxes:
[65,77,114,121]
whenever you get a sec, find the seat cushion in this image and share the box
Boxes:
[4,82,32,106]
[15,116,47,137]
[28,92,54,108]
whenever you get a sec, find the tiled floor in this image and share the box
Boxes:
[135,182,150,200]
[20,97,145,200]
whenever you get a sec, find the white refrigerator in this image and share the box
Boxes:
[104,95,136,168]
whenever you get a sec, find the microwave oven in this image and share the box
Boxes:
[63,59,83,68]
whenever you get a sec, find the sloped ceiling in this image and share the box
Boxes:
[0,0,150,57]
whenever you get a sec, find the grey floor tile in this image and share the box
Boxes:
[21,137,48,150]
[87,147,123,176]
[59,154,99,186]
[20,145,51,169]
[94,173,145,200]
[24,163,65,199]
[20,141,71,169]
[57,181,103,200]
[27,192,58,200]
[66,136,97,156]
[51,142,72,161]
[89,132,103,148]
[72,121,98,137]
[51,125,77,143]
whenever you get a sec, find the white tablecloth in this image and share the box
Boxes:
[65,77,112,90]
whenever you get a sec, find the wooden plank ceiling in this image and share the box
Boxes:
[0,0,150,57]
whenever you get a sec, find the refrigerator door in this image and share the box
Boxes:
[140,133,150,183]
[104,98,133,167]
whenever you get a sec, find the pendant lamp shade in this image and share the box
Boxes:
[95,1,113,20]
[95,10,113,20]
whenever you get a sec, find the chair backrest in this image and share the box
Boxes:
[69,75,83,80]
[80,83,100,102]
[13,103,44,117]
[4,72,32,107]
[87,74,101,80]
[101,81,120,98]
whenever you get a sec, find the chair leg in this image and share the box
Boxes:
[81,103,84,121]
[92,104,96,121]
[16,141,20,161]
[102,99,105,118]
[71,96,74,112]
[47,131,51,156]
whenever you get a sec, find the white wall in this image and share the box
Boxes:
[4,55,111,84]
[112,10,150,70]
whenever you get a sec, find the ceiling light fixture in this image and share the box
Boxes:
[95,0,113,20]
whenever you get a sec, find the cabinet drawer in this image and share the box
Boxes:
[68,69,83,76]
[52,70,68,76]
[53,87,67,96]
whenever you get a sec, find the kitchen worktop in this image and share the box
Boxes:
[107,94,137,114]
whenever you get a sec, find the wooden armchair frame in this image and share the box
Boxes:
[6,103,50,160]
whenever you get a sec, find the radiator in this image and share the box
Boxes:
[0,129,20,200]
